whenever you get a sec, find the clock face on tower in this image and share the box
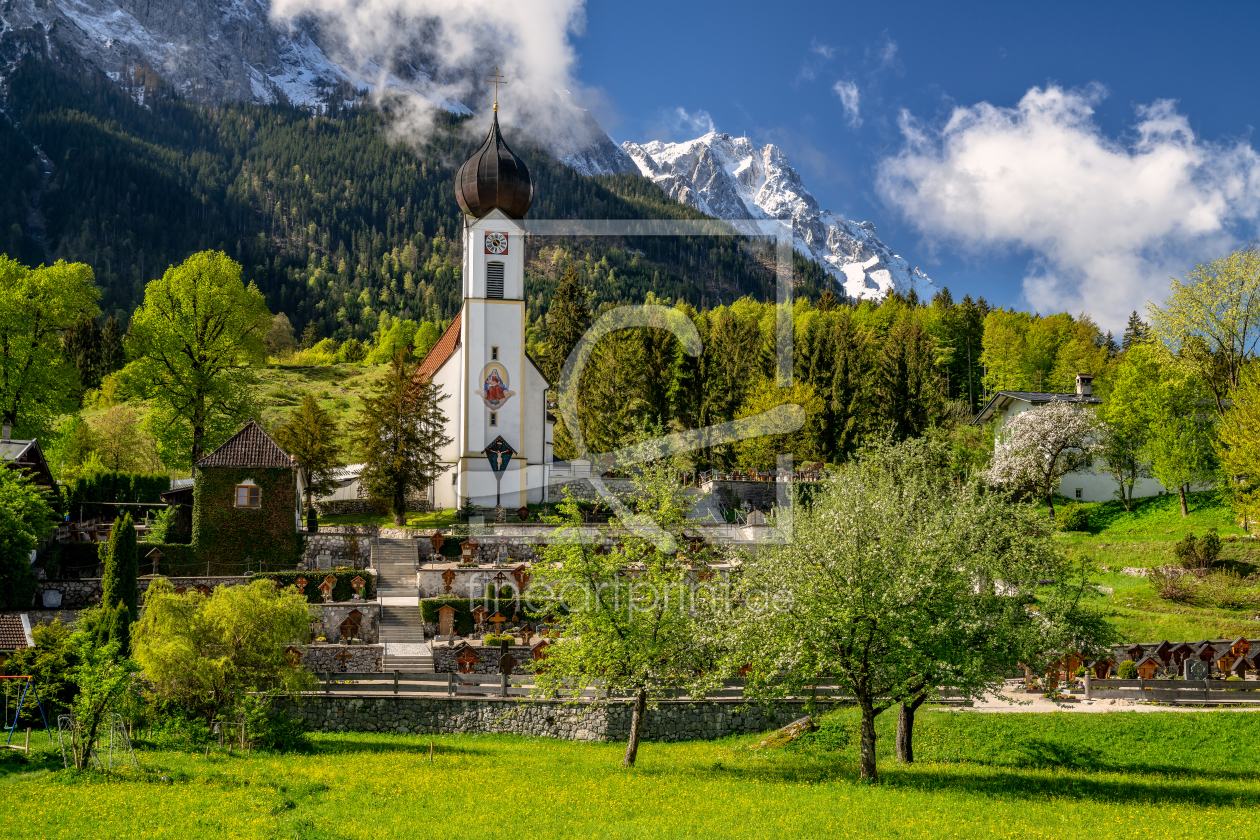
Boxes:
[484,231,508,255]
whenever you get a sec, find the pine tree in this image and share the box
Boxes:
[816,288,839,312]
[63,314,103,402]
[274,394,342,511]
[350,352,451,525]
[1121,311,1148,352]
[878,321,944,440]
[300,321,320,350]
[99,316,125,376]
[543,265,591,384]
[98,512,139,651]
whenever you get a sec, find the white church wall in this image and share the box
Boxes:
[522,360,548,465]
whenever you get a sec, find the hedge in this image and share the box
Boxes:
[63,472,169,507]
[256,570,375,603]
[420,597,565,635]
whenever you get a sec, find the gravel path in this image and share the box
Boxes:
[956,680,1260,713]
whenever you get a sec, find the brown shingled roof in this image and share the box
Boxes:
[416,312,462,381]
[194,419,296,469]
[0,614,30,651]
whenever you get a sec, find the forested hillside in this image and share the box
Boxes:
[0,57,829,339]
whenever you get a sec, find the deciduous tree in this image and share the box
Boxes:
[528,441,720,767]
[729,437,1107,780]
[121,251,270,469]
[132,577,315,728]
[0,256,99,436]
[1149,245,1260,415]
[985,401,1103,518]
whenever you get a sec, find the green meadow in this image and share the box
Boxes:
[4,710,1260,839]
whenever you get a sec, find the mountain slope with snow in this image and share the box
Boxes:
[0,0,636,174]
[623,133,934,299]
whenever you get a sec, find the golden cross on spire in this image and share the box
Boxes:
[485,67,507,112]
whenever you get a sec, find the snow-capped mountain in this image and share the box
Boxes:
[623,133,934,299]
[0,0,636,174]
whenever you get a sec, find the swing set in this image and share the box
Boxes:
[1,675,50,751]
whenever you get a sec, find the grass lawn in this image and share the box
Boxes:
[4,710,1260,839]
[1050,492,1260,641]
[319,509,459,529]
[253,363,387,429]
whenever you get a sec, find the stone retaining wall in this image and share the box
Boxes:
[703,480,788,513]
[35,575,253,608]
[285,695,827,742]
[301,644,384,673]
[432,644,536,674]
[300,529,373,571]
[546,478,636,503]
[313,602,381,644]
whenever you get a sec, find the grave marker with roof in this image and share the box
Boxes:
[438,605,457,637]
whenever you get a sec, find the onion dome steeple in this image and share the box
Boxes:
[454,109,534,220]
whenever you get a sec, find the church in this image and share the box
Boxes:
[417,102,553,511]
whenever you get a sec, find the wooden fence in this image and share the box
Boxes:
[1084,676,1260,704]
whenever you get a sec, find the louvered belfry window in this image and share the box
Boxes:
[486,261,505,298]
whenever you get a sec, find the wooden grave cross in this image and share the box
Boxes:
[146,547,164,576]
[471,605,489,633]
[442,568,456,594]
[430,531,446,554]
[318,579,335,603]
[456,647,479,674]
[295,575,308,595]
[493,571,508,586]
[488,612,507,636]
[333,648,352,672]
[512,564,531,591]
[518,625,534,647]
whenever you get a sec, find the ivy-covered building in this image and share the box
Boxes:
[191,420,305,568]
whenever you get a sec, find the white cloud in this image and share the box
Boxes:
[876,85,1260,329]
[811,40,836,59]
[833,80,861,127]
[269,0,595,148]
[871,35,897,69]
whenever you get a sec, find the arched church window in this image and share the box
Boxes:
[486,261,505,298]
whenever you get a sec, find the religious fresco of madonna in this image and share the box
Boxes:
[476,362,516,409]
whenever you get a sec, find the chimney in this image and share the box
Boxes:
[1075,373,1094,397]
[1,421,10,441]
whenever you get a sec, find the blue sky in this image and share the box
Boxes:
[570,0,1260,329]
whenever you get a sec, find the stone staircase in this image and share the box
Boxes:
[371,539,434,672]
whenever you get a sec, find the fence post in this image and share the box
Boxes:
[1084,672,1091,700]
[501,674,509,697]
[447,672,455,696]
[324,672,331,694]
[394,670,399,696]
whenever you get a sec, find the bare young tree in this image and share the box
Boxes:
[985,400,1103,518]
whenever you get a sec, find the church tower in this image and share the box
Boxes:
[419,94,552,512]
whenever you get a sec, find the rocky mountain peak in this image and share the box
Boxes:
[622,132,934,300]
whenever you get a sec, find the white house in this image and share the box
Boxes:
[972,373,1170,503]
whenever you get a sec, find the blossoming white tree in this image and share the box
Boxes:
[985,400,1103,518]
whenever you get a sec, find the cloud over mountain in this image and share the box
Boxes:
[877,85,1260,329]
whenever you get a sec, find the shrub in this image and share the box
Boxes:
[1149,566,1194,601]
[483,634,515,646]
[1174,529,1222,571]
[1073,666,1087,678]
[1117,660,1138,680]
[1198,569,1258,610]
[1055,505,1089,532]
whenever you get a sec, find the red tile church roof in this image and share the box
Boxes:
[416,313,462,381]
